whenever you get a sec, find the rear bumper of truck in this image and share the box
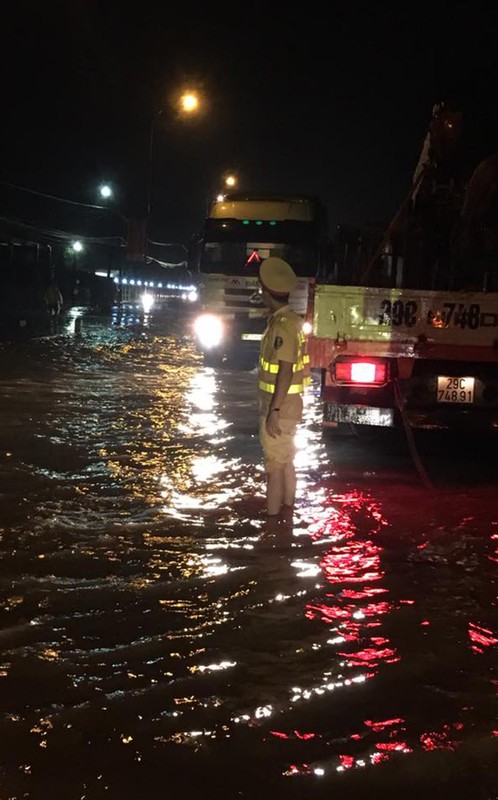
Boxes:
[323,402,395,427]
[323,399,498,431]
[322,364,498,431]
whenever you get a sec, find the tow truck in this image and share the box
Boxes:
[308,103,498,432]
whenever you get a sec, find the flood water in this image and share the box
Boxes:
[0,305,497,799]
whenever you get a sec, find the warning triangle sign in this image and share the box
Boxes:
[246,249,261,265]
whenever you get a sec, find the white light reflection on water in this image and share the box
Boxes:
[158,370,326,532]
[63,306,86,335]
[294,383,324,476]
[290,559,322,577]
[197,660,237,673]
[180,369,230,440]
[159,365,262,524]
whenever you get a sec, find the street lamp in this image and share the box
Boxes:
[179,92,200,114]
[213,174,238,207]
[224,174,237,189]
[145,89,203,262]
[99,184,113,202]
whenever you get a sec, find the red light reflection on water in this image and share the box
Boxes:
[304,491,398,675]
[284,763,315,776]
[283,491,409,779]
[307,494,387,543]
[338,645,399,668]
[364,718,405,732]
[420,722,464,752]
[284,491,414,780]
[370,751,390,765]
[283,492,497,782]
[468,622,498,653]
[340,588,388,599]
[375,741,408,751]
[270,730,317,740]
[320,543,383,584]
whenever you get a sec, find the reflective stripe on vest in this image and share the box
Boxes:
[258,321,310,395]
[259,356,307,374]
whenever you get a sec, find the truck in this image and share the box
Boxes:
[308,103,498,432]
[190,192,328,367]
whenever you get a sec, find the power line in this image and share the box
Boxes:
[0,179,120,211]
[0,215,126,246]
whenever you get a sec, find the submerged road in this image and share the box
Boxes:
[0,305,497,799]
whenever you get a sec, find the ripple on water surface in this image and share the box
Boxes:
[0,313,497,798]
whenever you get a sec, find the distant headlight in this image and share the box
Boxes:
[187,290,198,303]
[302,320,312,335]
[141,292,154,313]
[193,313,224,348]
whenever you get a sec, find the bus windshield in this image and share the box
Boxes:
[196,194,328,278]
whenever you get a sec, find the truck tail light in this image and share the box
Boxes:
[333,358,389,385]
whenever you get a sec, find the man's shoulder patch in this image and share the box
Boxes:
[274,336,283,349]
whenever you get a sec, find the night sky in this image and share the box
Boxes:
[2,1,498,244]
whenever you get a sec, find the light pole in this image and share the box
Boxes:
[71,241,84,305]
[146,110,162,222]
[145,89,203,265]
[98,185,114,279]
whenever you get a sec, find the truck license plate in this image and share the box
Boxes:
[437,376,475,404]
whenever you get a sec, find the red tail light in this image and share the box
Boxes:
[334,358,388,385]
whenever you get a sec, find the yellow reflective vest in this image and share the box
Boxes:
[258,305,310,398]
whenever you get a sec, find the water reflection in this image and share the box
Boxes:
[0,317,497,797]
[150,361,415,779]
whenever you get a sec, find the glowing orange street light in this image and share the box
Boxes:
[225,174,237,189]
[179,91,200,114]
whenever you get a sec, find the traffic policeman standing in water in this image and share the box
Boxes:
[258,257,310,527]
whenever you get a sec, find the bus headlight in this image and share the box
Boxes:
[193,314,224,348]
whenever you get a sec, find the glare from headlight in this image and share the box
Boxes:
[187,290,198,303]
[193,314,224,348]
[141,292,154,313]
